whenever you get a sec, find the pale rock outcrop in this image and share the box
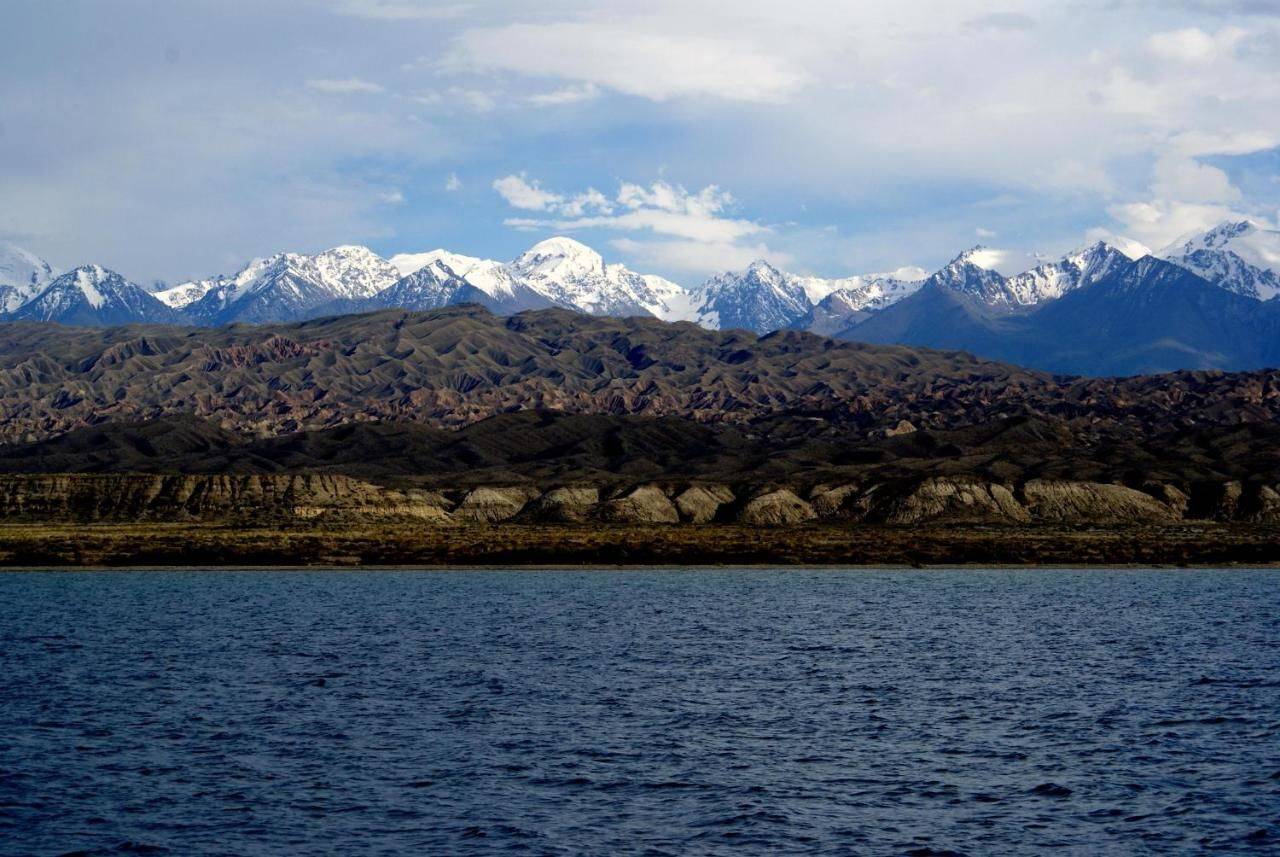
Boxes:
[1245,484,1280,523]
[1022,479,1175,524]
[809,484,861,518]
[1144,483,1190,518]
[739,489,817,525]
[600,485,680,524]
[673,484,735,523]
[525,486,600,522]
[868,478,1029,524]
[453,486,540,523]
[0,473,454,522]
[885,420,918,437]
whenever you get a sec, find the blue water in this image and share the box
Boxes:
[1,569,1278,855]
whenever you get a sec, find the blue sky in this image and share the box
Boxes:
[3,0,1279,286]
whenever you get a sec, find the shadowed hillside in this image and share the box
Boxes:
[1,305,1280,444]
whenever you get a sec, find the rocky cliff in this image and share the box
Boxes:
[2,473,1275,527]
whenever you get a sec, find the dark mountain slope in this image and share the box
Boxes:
[842,256,1279,376]
[5,413,1280,496]
[0,305,1279,445]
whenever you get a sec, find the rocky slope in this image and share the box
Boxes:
[843,255,1280,375]
[0,469,1274,528]
[8,265,184,326]
[0,242,58,314]
[3,306,1280,443]
[1161,220,1280,301]
[1,411,1279,529]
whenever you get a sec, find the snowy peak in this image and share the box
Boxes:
[308,245,401,300]
[176,245,401,324]
[1003,241,1135,305]
[927,248,1017,308]
[953,246,1005,272]
[9,264,182,326]
[367,258,474,311]
[924,243,1142,310]
[0,242,59,313]
[1161,220,1280,300]
[0,242,58,290]
[691,261,820,333]
[690,259,926,333]
[510,237,606,282]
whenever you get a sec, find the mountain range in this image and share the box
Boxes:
[3,219,1280,376]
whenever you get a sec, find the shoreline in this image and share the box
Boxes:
[2,521,1278,569]
[4,562,1279,572]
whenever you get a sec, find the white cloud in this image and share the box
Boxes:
[1082,227,1153,259]
[975,227,997,238]
[965,12,1036,33]
[379,189,406,204]
[1147,26,1248,63]
[447,22,807,103]
[305,77,385,94]
[333,1,471,20]
[445,172,462,191]
[496,177,765,244]
[610,237,791,275]
[1107,200,1249,250]
[1151,155,1241,204]
[410,87,498,112]
[527,83,601,107]
[492,174,565,211]
[494,175,775,273]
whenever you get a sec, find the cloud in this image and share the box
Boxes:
[527,83,601,107]
[9,0,1280,281]
[379,189,406,204]
[1107,199,1249,249]
[975,227,997,238]
[494,175,775,273]
[1147,26,1248,63]
[492,174,566,211]
[965,12,1036,32]
[447,22,807,103]
[333,1,471,20]
[610,237,791,275]
[496,176,765,243]
[1082,227,1152,259]
[410,87,497,112]
[1151,155,1240,204]
[445,173,462,191]
[305,78,385,94]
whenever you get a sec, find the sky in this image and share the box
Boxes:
[3,0,1280,287]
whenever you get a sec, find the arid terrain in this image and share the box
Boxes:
[2,307,1279,565]
[2,306,1280,442]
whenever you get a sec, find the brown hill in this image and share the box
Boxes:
[0,305,1278,443]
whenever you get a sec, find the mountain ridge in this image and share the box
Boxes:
[5,220,1280,376]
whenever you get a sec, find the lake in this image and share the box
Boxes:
[1,568,1277,854]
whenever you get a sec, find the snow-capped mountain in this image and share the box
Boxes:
[1004,241,1137,305]
[0,242,59,314]
[922,247,1027,311]
[1161,220,1280,301]
[389,238,685,320]
[507,237,687,318]
[685,261,927,334]
[688,260,814,333]
[919,242,1140,311]
[7,264,184,326]
[359,259,492,312]
[175,245,401,324]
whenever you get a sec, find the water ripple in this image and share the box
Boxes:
[0,568,1277,855]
